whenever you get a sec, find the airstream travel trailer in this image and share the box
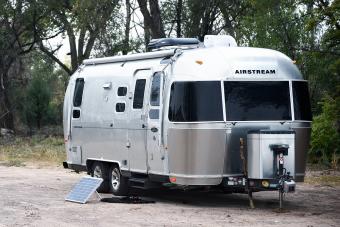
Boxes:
[63,35,312,207]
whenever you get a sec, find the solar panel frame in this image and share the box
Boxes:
[65,176,104,204]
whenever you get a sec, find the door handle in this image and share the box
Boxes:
[151,127,158,132]
[142,124,146,128]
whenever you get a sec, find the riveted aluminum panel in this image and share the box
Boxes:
[247,132,295,179]
[290,122,311,182]
[168,128,226,185]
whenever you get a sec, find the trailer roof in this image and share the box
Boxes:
[80,46,303,81]
[170,46,303,80]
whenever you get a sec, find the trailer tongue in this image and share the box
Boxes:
[234,130,296,209]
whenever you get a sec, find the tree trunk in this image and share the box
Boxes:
[176,0,183,38]
[144,25,151,51]
[137,0,166,39]
[123,0,131,55]
[0,70,15,131]
[36,112,41,129]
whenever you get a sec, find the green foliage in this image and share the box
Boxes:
[23,71,52,129]
[238,0,304,58]
[18,52,66,129]
[310,93,340,166]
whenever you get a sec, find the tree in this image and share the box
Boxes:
[167,0,249,41]
[137,0,166,40]
[184,0,220,40]
[24,75,51,130]
[0,0,50,130]
[16,51,66,131]
[39,0,120,75]
[161,0,187,38]
[217,0,249,40]
[310,93,340,166]
[92,0,144,57]
[123,0,132,55]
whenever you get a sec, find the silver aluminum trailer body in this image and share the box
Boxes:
[63,38,311,196]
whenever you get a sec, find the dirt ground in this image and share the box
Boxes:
[0,165,339,227]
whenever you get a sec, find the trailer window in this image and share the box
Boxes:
[73,78,84,107]
[118,87,127,96]
[133,79,146,109]
[150,73,161,106]
[293,81,312,121]
[116,103,125,112]
[169,81,223,122]
[224,81,291,121]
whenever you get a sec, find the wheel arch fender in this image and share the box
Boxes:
[86,159,121,174]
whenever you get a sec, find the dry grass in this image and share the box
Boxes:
[305,170,340,187]
[1,136,340,187]
[0,135,65,167]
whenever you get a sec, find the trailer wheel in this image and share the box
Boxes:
[109,165,129,196]
[91,161,110,193]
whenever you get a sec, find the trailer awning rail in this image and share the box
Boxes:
[83,49,176,65]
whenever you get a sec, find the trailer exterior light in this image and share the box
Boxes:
[195,60,203,65]
[262,180,269,187]
[169,177,176,183]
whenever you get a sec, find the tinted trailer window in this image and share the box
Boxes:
[224,81,291,121]
[292,81,312,121]
[73,78,85,107]
[169,81,223,122]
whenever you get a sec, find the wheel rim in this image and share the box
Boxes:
[111,168,120,191]
[93,165,102,178]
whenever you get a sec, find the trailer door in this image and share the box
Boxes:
[70,78,85,165]
[147,72,164,174]
[128,70,150,173]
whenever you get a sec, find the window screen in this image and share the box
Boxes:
[293,81,312,121]
[116,103,125,112]
[73,78,85,107]
[150,73,161,106]
[133,79,146,109]
[168,81,223,122]
[224,81,291,121]
[118,87,127,96]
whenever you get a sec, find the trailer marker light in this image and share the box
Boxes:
[262,180,269,187]
[195,60,203,65]
[170,177,176,183]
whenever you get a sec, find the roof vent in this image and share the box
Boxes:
[204,35,237,48]
[147,38,200,51]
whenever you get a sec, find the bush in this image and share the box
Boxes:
[310,93,340,168]
[23,75,52,129]
[17,52,67,131]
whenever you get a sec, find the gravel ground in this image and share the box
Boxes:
[0,165,339,227]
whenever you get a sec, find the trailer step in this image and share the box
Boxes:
[129,178,147,184]
[128,177,159,189]
[129,177,148,189]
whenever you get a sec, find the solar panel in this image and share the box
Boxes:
[65,176,103,204]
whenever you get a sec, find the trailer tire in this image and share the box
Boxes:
[91,161,110,193]
[109,165,129,196]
